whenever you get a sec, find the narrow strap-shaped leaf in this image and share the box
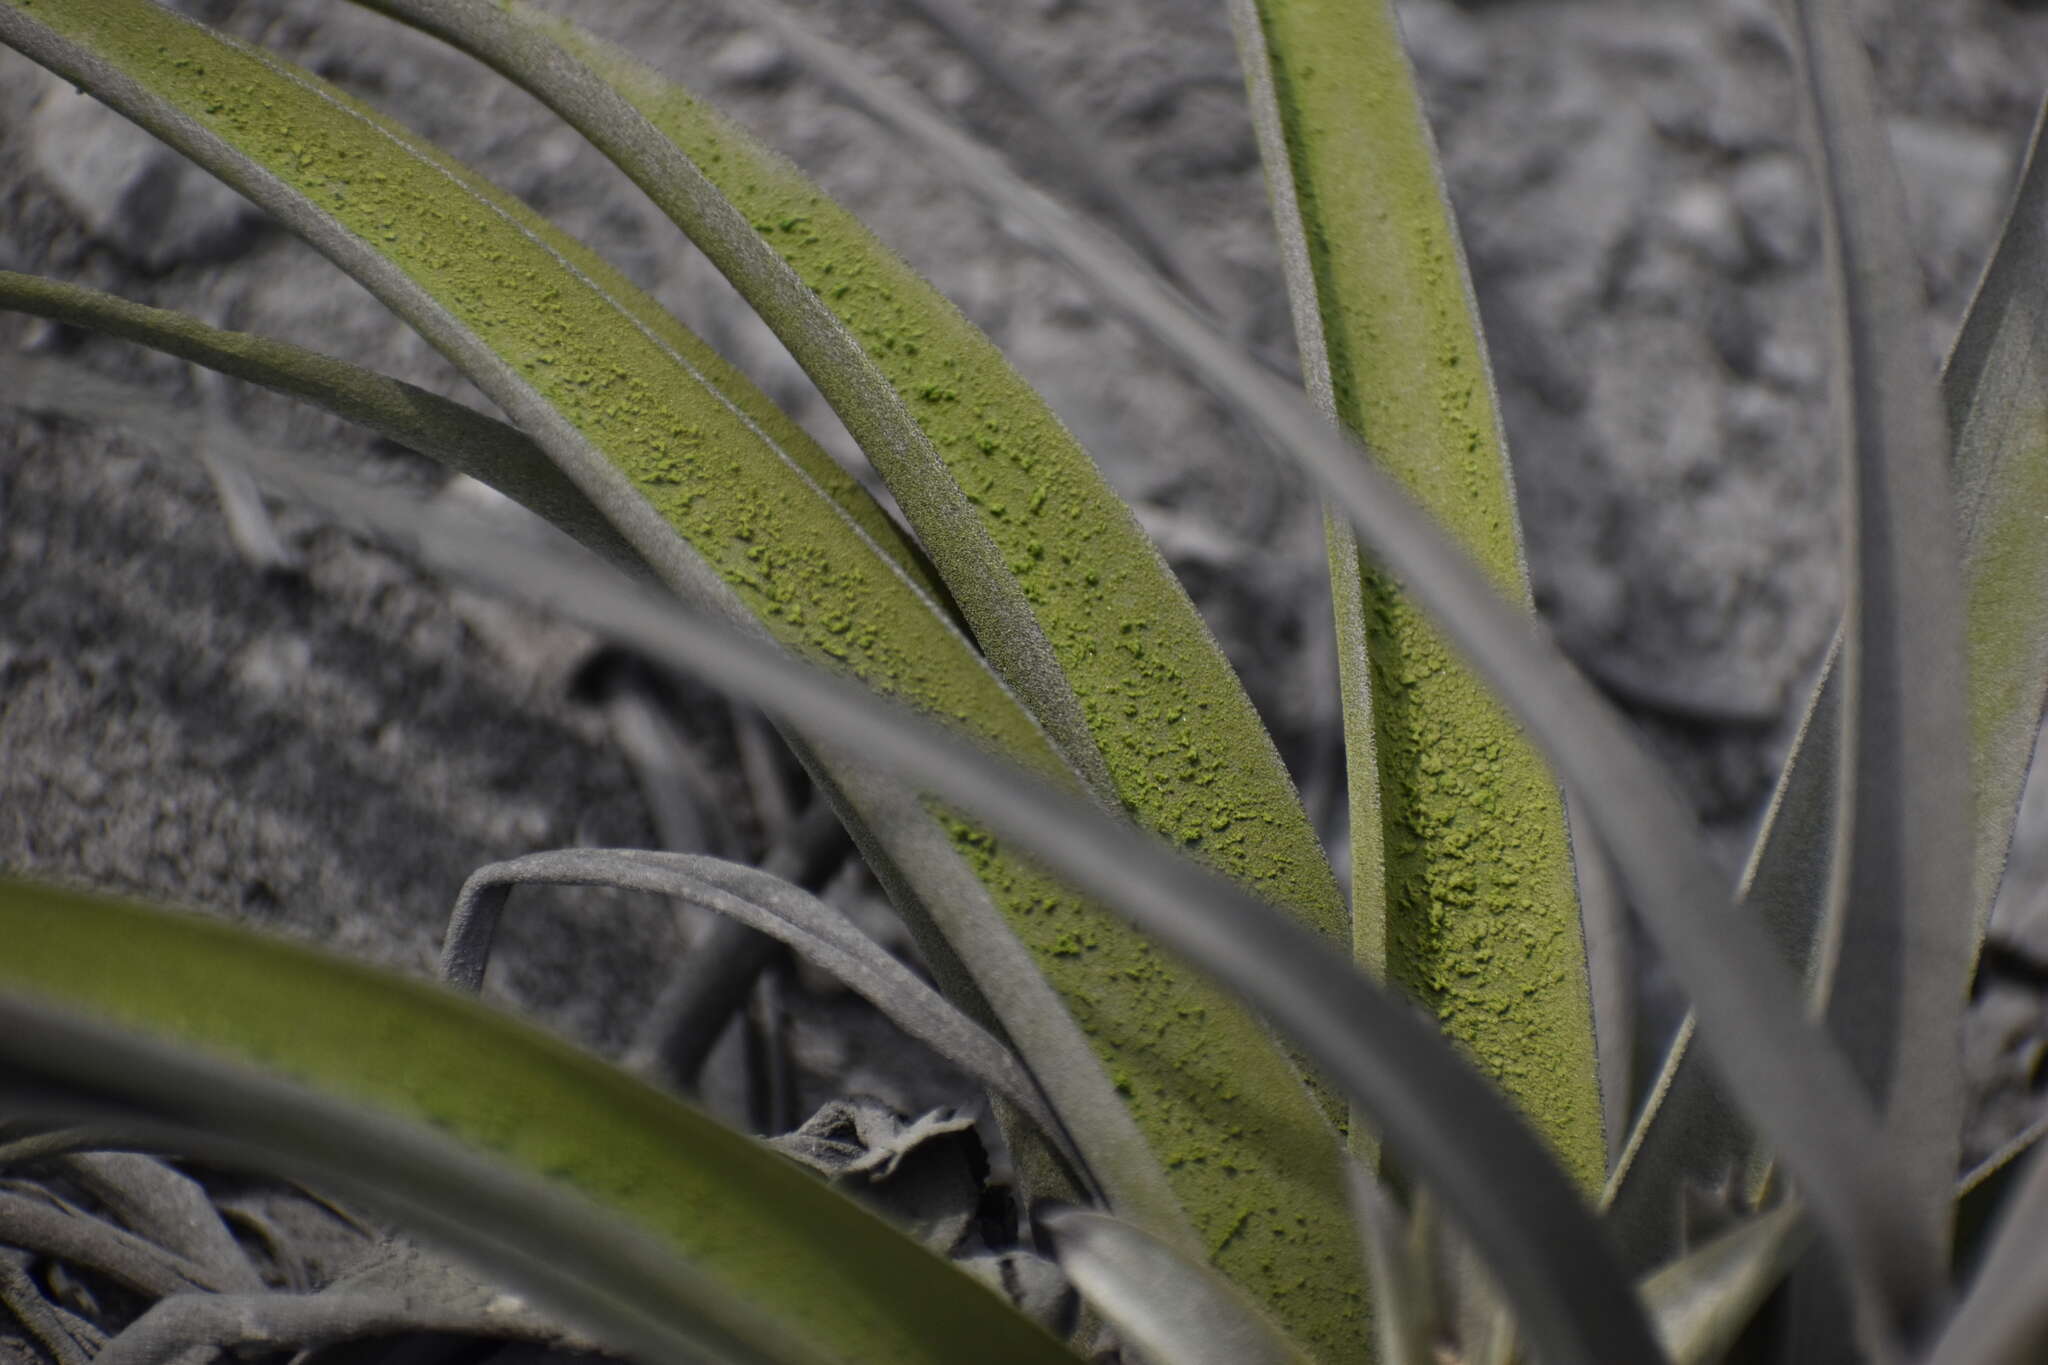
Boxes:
[1,336,1349,1356]
[0,883,1081,1365]
[346,0,1116,808]
[0,354,1153,1259]
[10,8,1922,1348]
[438,847,1071,1161]
[1339,1159,1433,1365]
[0,5,1371,1305]
[1945,97,2048,927]
[7,2,1372,1348]
[1607,102,2048,1273]
[1604,652,1843,1267]
[161,403,1677,1365]
[0,270,667,574]
[0,7,1009,739]
[1783,0,1974,1285]
[630,799,851,1087]
[1953,1115,2048,1278]
[1576,830,1635,1169]
[1638,1203,1809,1365]
[367,0,1350,942]
[0,347,1182,1249]
[1034,1205,1311,1365]
[1227,0,1602,1190]
[693,0,1942,1324]
[1925,1143,2048,1365]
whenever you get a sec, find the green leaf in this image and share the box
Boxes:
[350,0,1351,949]
[314,37,1375,1327]
[0,7,1383,1335]
[0,879,1080,1365]
[1614,40,2048,1313]
[0,348,1184,1263]
[0,269,649,575]
[700,0,1934,1321]
[165,399,1672,1365]
[0,275,1151,1238]
[1946,98,2048,930]
[1228,0,1602,1191]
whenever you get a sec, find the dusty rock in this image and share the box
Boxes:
[1731,153,1818,271]
[26,78,259,271]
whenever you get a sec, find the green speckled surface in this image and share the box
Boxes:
[941,817,1365,1354]
[548,16,1348,946]
[1246,0,1604,1191]
[6,1,1368,1355]
[0,879,1081,1365]
[30,0,994,737]
[526,16,1372,1356]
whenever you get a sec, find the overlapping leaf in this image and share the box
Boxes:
[0,3,1369,1350]
[1610,84,2048,1301]
[109,392,1674,1365]
[1037,1205,1311,1365]
[350,0,1351,948]
[1784,4,1974,1302]
[1229,0,1602,1189]
[0,880,1078,1365]
[0,269,641,571]
[715,0,1935,1328]
[312,34,1377,1332]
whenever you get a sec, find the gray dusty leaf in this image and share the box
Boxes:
[1036,1204,1310,1365]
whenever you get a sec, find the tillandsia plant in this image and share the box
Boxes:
[1,0,2048,1362]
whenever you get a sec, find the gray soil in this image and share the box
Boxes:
[5,0,2048,1353]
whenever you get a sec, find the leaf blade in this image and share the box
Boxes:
[1036,1205,1312,1365]
[439,847,1071,1160]
[88,0,1369,1346]
[1604,653,1844,1269]
[1228,0,1603,1190]
[0,6,1379,1315]
[1784,0,1974,1289]
[1607,100,2048,1276]
[0,268,644,571]
[1946,98,2048,927]
[353,0,1352,951]
[0,344,1188,1257]
[173,407,1674,1365]
[1638,1203,1809,1365]
[696,0,1939,1321]
[0,880,1081,1365]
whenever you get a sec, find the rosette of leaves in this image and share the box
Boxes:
[1,0,2047,1363]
